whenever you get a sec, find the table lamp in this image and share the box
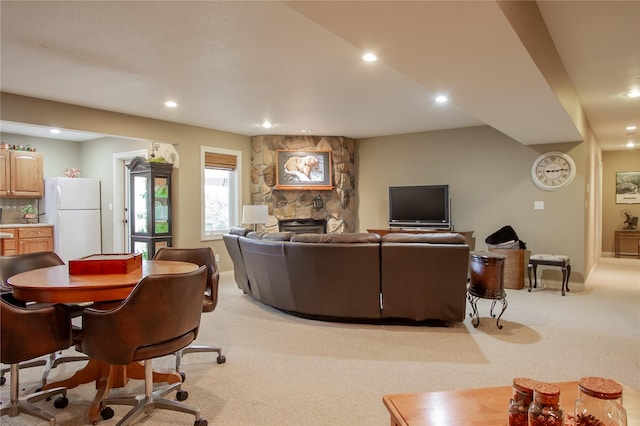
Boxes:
[242,205,268,231]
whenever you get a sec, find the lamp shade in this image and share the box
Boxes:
[242,205,268,225]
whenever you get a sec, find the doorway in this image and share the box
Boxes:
[113,150,147,253]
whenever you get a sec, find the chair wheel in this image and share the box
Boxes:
[217,355,226,364]
[101,406,115,420]
[194,419,208,426]
[0,376,5,385]
[54,396,68,409]
[176,389,188,401]
[179,371,186,382]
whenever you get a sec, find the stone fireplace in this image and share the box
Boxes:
[249,135,357,233]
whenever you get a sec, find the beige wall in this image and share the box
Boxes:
[79,136,150,253]
[583,131,603,274]
[0,132,82,178]
[358,125,587,282]
[601,150,640,256]
[1,93,252,272]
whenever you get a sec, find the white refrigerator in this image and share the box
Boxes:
[43,177,102,263]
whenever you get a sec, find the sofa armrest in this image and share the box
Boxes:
[228,226,251,236]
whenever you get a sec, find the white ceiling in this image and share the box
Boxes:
[0,1,638,151]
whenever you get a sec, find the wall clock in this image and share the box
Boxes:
[531,152,576,191]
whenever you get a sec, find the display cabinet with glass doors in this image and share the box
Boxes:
[128,156,173,259]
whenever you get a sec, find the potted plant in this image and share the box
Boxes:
[21,204,37,224]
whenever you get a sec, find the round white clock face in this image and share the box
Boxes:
[531,152,576,191]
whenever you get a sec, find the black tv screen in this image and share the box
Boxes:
[388,185,450,228]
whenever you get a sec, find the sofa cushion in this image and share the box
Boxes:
[382,232,466,244]
[261,232,294,241]
[290,233,381,244]
[245,231,294,241]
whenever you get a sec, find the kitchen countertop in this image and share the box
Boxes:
[0,223,53,229]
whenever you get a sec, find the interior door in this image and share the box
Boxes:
[123,160,132,252]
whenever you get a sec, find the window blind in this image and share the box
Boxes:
[204,152,237,170]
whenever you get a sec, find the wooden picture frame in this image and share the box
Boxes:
[275,150,333,190]
[616,171,640,204]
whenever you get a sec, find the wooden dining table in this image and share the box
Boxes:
[7,259,199,424]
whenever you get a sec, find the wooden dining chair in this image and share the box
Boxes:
[79,266,209,426]
[152,247,226,381]
[0,252,88,388]
[0,298,71,424]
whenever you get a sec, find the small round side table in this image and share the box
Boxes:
[467,251,507,329]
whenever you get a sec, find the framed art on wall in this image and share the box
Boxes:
[616,171,640,204]
[275,150,333,190]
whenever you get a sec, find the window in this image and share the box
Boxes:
[201,146,242,240]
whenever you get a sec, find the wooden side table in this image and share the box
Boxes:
[615,229,640,258]
[467,251,507,329]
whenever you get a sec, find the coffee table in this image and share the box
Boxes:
[383,381,639,426]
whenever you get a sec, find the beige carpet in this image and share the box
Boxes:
[1,257,638,425]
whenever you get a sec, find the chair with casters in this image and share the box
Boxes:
[152,247,226,381]
[0,298,71,424]
[0,252,88,388]
[79,266,209,426]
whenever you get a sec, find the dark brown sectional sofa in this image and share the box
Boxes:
[223,227,470,325]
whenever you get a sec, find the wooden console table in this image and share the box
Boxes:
[615,229,640,258]
[367,229,475,251]
[383,381,640,426]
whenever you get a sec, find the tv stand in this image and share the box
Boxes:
[367,228,475,251]
[400,227,450,231]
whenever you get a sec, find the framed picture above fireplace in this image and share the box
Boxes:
[275,150,333,190]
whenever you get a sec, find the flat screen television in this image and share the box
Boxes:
[388,185,450,228]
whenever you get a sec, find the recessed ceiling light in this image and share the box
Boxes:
[301,129,312,133]
[435,95,448,103]
[625,89,640,98]
[50,128,61,134]
[262,120,272,129]
[362,52,377,62]
[626,125,637,131]
[164,101,177,108]
[626,141,635,148]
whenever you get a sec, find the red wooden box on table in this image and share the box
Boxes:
[68,253,142,275]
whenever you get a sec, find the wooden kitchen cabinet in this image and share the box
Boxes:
[0,227,17,255]
[18,226,54,254]
[0,226,54,255]
[0,149,44,198]
[0,149,9,196]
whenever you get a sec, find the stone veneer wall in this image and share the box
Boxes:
[249,135,357,233]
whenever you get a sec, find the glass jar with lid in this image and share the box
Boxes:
[528,382,563,426]
[574,377,627,426]
[509,378,539,426]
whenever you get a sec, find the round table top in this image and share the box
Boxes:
[7,260,199,304]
